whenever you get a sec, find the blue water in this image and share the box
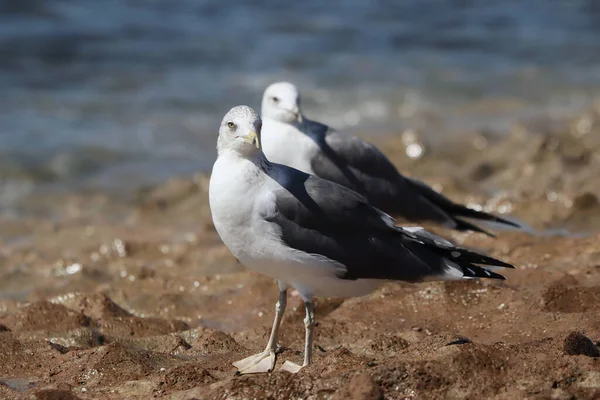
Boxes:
[2,0,600,212]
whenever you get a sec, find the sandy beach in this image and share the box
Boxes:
[1,105,600,399]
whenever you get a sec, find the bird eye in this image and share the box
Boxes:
[272,97,279,104]
[227,122,236,130]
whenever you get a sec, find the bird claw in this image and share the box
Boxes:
[233,350,276,375]
[280,360,304,374]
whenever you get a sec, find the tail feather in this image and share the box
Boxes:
[406,227,515,269]
[457,263,507,280]
[440,246,515,270]
[451,204,522,229]
[399,226,516,282]
[454,218,495,237]
[406,177,522,233]
[435,259,509,281]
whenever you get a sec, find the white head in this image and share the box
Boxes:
[261,82,303,124]
[217,106,263,157]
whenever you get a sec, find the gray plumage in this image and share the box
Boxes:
[267,163,512,283]
[211,105,514,296]
[210,105,516,374]
[261,82,522,236]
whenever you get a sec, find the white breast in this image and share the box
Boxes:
[261,118,318,174]
[210,155,259,251]
[209,153,383,300]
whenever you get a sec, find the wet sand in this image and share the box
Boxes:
[1,106,600,399]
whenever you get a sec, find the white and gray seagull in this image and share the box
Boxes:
[260,82,522,236]
[209,105,516,374]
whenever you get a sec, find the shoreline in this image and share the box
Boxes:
[3,95,600,224]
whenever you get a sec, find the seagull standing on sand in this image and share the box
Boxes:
[260,82,521,236]
[209,105,516,374]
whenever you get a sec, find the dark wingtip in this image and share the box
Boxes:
[472,254,515,270]
[446,246,516,270]
[497,217,522,229]
[489,257,516,269]
[454,218,496,238]
[455,206,523,230]
[475,253,516,269]
[404,177,523,231]
[489,212,523,228]
[461,264,508,280]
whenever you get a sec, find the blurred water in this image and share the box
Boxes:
[2,0,600,214]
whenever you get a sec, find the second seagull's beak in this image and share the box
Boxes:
[243,131,260,149]
[288,106,302,123]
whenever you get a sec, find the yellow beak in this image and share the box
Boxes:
[243,131,260,149]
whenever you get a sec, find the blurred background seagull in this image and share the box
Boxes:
[260,82,522,236]
[209,105,516,374]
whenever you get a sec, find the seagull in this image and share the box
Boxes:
[260,82,522,236]
[209,106,516,374]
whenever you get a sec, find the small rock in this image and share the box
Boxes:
[333,373,383,400]
[563,331,600,357]
[446,337,473,346]
[48,341,70,354]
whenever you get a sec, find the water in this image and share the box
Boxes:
[2,0,600,214]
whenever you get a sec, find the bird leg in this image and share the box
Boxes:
[281,300,315,373]
[233,288,287,374]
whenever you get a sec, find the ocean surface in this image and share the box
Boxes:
[2,0,600,214]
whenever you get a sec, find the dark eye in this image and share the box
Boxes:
[227,122,235,130]
[272,97,279,104]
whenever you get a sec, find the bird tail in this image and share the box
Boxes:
[405,178,522,237]
[400,227,515,281]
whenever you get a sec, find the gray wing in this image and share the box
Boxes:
[307,123,454,223]
[306,121,521,234]
[306,122,404,203]
[265,164,514,282]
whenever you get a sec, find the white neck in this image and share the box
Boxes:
[260,117,318,175]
